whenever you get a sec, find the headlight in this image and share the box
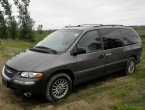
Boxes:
[21,72,44,78]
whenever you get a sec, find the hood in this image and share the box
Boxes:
[6,50,57,71]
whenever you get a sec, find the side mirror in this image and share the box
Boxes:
[70,48,86,56]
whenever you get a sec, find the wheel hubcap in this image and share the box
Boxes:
[128,60,135,73]
[52,78,68,99]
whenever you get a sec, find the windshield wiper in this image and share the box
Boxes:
[29,48,50,53]
[35,46,57,54]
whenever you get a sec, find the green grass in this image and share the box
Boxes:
[0,29,145,110]
[0,30,53,48]
[112,104,143,110]
[135,29,145,36]
[34,30,54,42]
[0,40,32,49]
[0,31,53,58]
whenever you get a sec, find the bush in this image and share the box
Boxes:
[140,35,145,37]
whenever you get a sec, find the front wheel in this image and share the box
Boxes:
[45,73,72,102]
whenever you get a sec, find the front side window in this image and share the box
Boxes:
[77,30,102,52]
[36,30,82,52]
[99,28,123,50]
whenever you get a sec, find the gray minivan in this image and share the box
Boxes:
[1,24,142,102]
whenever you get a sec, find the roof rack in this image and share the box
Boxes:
[65,25,81,28]
[65,24,124,28]
[101,24,124,27]
[81,24,102,27]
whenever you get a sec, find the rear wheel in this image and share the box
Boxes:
[125,57,136,75]
[45,73,72,102]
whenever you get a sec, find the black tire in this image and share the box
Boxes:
[125,57,136,75]
[45,73,72,102]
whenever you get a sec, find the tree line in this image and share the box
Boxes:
[0,0,34,41]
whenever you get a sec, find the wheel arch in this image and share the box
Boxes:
[130,55,137,63]
[45,69,73,101]
[48,69,75,83]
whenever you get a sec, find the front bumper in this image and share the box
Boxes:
[1,66,46,96]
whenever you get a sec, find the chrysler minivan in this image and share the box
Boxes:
[1,24,142,102]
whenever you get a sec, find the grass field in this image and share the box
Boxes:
[0,29,145,110]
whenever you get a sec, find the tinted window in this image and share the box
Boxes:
[77,30,101,52]
[99,28,123,50]
[120,28,140,45]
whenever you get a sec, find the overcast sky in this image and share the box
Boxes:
[12,0,145,29]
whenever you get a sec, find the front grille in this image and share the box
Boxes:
[4,65,18,78]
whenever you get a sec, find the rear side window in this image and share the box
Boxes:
[77,30,102,52]
[98,28,123,50]
[120,28,140,45]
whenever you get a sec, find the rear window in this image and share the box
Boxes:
[98,28,123,50]
[120,28,140,45]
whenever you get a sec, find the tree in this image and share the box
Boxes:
[0,0,35,41]
[8,19,18,40]
[14,0,35,41]
[37,24,43,34]
[0,0,18,40]
[0,9,8,39]
[0,0,13,21]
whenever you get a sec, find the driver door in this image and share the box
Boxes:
[75,30,105,82]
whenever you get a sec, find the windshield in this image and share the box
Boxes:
[36,30,82,52]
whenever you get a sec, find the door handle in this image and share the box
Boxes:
[99,55,104,59]
[106,53,112,56]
